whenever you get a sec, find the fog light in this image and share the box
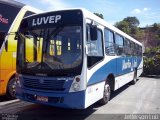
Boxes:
[73,83,80,91]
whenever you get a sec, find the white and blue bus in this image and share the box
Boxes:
[15,8,143,109]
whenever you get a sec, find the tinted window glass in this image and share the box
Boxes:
[124,38,131,56]
[87,26,104,68]
[24,11,35,18]
[115,34,124,55]
[104,29,115,55]
[87,29,103,57]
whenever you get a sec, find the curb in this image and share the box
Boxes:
[0,99,20,106]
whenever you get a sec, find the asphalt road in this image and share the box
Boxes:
[0,77,160,120]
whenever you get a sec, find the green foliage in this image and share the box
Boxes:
[94,13,104,19]
[143,47,160,75]
[114,16,160,75]
[114,16,160,47]
[123,17,140,28]
[114,16,143,40]
[115,21,131,34]
[144,23,160,48]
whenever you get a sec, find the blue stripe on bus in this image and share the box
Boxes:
[16,86,86,109]
[87,56,142,86]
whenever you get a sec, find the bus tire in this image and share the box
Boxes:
[98,81,111,105]
[6,78,16,99]
[131,70,137,85]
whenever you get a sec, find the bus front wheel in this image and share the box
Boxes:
[98,82,111,105]
[6,78,16,99]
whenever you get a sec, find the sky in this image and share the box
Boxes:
[16,0,160,27]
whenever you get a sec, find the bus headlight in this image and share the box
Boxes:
[72,83,80,91]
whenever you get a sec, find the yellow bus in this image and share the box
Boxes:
[0,0,41,99]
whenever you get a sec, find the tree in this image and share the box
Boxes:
[123,17,140,28]
[152,23,160,32]
[144,23,160,48]
[115,21,130,34]
[114,16,142,40]
[94,13,104,19]
[115,17,160,75]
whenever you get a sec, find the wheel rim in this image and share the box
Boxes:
[8,80,16,98]
[104,84,110,100]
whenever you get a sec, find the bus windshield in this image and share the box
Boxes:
[17,26,83,76]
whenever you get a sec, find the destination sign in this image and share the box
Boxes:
[20,10,83,30]
[32,15,61,26]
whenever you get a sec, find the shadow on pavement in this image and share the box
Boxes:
[0,95,10,102]
[15,83,133,120]
[146,75,160,79]
[141,74,160,79]
[16,104,96,120]
[0,95,16,102]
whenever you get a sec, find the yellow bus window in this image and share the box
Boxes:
[57,40,61,55]
[49,40,62,56]
[25,38,34,62]
[37,38,43,62]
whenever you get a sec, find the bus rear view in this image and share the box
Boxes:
[16,10,85,109]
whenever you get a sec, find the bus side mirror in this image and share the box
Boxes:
[90,25,97,41]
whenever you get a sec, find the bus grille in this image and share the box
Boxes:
[23,77,65,91]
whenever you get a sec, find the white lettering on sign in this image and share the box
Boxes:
[32,15,61,26]
[122,60,132,70]
[133,60,137,68]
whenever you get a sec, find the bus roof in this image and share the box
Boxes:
[81,8,142,46]
[0,0,25,8]
[22,8,142,46]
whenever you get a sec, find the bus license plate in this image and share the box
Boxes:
[37,96,48,102]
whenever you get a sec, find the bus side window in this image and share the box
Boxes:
[104,28,115,55]
[25,37,34,62]
[124,38,131,56]
[135,44,138,56]
[87,25,104,68]
[131,42,135,56]
[115,34,124,56]
[87,29,103,56]
[140,46,142,56]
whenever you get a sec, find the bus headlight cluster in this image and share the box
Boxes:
[72,83,80,91]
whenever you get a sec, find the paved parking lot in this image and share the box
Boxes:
[0,77,160,120]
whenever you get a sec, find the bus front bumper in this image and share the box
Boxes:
[15,86,85,109]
